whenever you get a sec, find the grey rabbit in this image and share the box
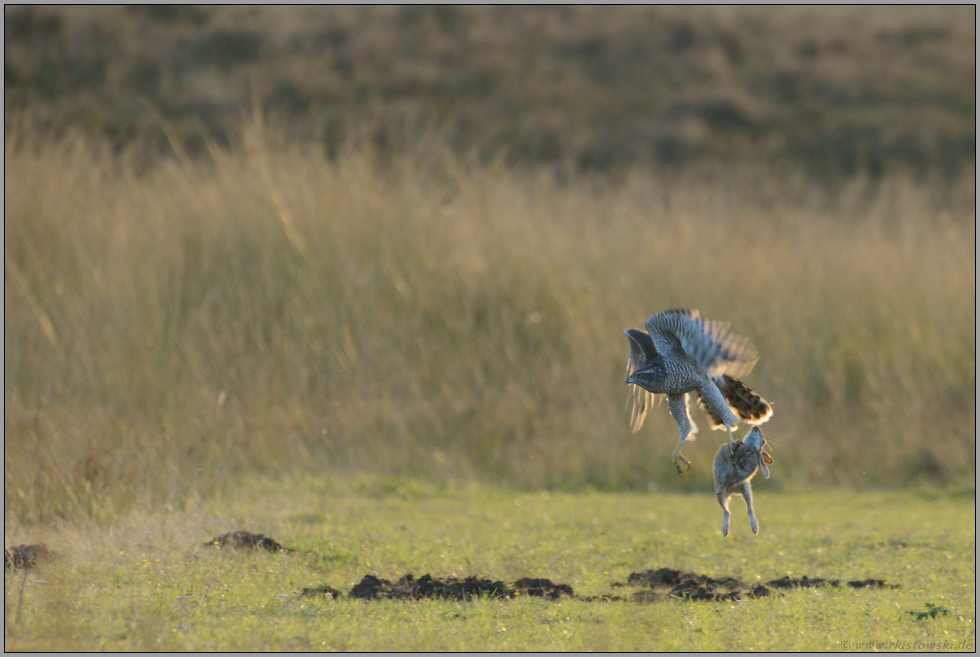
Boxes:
[712,426,772,537]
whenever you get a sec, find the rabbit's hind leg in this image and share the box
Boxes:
[718,491,733,537]
[740,482,758,535]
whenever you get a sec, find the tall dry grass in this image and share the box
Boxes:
[4,121,975,523]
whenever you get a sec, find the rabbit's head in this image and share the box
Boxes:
[742,427,773,479]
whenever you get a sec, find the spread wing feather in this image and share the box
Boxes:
[624,329,660,432]
[645,308,758,378]
[626,383,658,433]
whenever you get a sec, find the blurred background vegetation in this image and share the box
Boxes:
[5,5,976,181]
[4,6,975,524]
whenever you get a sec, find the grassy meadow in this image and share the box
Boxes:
[4,6,976,652]
[3,480,975,651]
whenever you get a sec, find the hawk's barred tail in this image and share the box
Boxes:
[698,375,772,429]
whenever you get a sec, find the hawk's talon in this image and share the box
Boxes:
[672,448,691,476]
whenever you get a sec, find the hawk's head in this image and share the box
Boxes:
[624,328,663,391]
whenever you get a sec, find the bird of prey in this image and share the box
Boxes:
[624,309,772,474]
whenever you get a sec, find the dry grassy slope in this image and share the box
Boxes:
[4,5,975,178]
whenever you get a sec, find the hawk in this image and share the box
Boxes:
[624,309,772,474]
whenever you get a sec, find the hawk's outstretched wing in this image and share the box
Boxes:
[624,328,660,433]
[626,381,660,433]
[645,309,758,378]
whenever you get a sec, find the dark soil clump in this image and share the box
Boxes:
[848,579,897,589]
[203,530,292,553]
[623,567,898,601]
[307,573,575,601]
[627,567,743,589]
[4,544,58,571]
[346,573,572,601]
[348,573,392,600]
[301,584,343,599]
[626,567,755,601]
[301,567,898,604]
[627,567,687,587]
[514,577,574,599]
[579,593,627,602]
[350,573,510,601]
[766,575,840,589]
[630,589,661,603]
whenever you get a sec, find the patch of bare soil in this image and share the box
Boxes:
[348,573,511,601]
[301,583,343,599]
[621,568,898,602]
[4,544,59,572]
[764,575,897,590]
[221,541,899,604]
[514,577,574,599]
[578,593,628,602]
[298,567,901,603]
[202,531,292,553]
[847,579,897,589]
[624,567,761,602]
[766,575,840,589]
[311,573,575,601]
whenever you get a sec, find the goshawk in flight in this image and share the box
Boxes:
[625,309,772,474]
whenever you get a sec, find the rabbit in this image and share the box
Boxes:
[712,426,772,537]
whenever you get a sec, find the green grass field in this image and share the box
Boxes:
[4,479,975,651]
[3,127,975,651]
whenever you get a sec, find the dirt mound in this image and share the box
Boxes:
[766,575,840,589]
[299,567,897,604]
[847,578,897,589]
[342,573,574,601]
[579,593,628,602]
[628,567,744,589]
[301,573,575,601]
[514,577,574,599]
[624,568,758,602]
[762,576,896,590]
[202,531,291,553]
[4,544,59,571]
[622,568,895,601]
[350,573,510,601]
[301,584,343,599]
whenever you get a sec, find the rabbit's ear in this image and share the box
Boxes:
[759,452,771,479]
